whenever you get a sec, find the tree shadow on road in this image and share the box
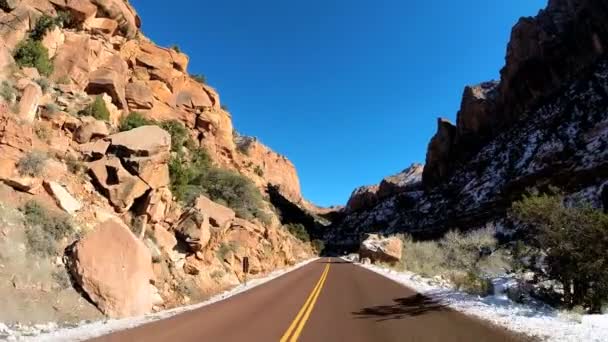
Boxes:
[352,294,448,321]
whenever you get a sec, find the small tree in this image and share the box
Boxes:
[119,111,153,131]
[13,39,54,76]
[512,191,608,312]
[79,95,110,121]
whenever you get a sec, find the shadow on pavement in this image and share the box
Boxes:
[352,294,448,321]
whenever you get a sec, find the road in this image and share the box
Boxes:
[91,258,530,342]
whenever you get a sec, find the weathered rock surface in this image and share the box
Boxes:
[44,181,82,214]
[17,83,42,123]
[108,125,170,157]
[345,185,379,213]
[359,234,402,264]
[175,208,211,252]
[194,195,235,228]
[74,117,109,143]
[422,118,456,187]
[70,219,154,318]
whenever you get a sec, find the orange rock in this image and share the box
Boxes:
[17,83,42,123]
[84,17,118,36]
[125,81,154,110]
[194,195,235,228]
[71,219,154,318]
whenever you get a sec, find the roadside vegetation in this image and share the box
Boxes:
[79,95,110,121]
[21,201,76,257]
[511,190,608,313]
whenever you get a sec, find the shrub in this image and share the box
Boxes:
[511,191,608,313]
[56,75,71,84]
[440,227,497,273]
[43,103,60,116]
[191,74,206,84]
[55,10,73,29]
[449,271,492,297]
[160,120,192,152]
[35,78,50,93]
[312,239,325,254]
[13,39,54,76]
[34,123,51,142]
[254,165,264,177]
[119,111,154,131]
[30,14,56,40]
[79,95,110,121]
[17,151,47,177]
[221,103,229,112]
[0,80,16,102]
[285,223,310,242]
[66,155,86,175]
[22,200,75,257]
[171,45,181,53]
[210,270,224,279]
[400,237,447,276]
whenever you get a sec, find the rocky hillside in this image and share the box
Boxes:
[329,0,608,249]
[0,0,317,324]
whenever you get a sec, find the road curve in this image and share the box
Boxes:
[90,258,530,342]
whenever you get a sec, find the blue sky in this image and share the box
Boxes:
[131,0,546,207]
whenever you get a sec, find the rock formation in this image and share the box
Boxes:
[331,0,608,251]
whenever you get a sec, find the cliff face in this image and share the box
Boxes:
[331,0,608,249]
[0,0,314,322]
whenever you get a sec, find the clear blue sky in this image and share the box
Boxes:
[131,0,546,207]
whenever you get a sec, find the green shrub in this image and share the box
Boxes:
[285,223,310,242]
[22,200,75,257]
[0,80,16,102]
[171,45,181,53]
[191,74,206,84]
[312,239,325,254]
[79,95,110,121]
[65,155,86,175]
[221,103,229,112]
[400,237,447,276]
[254,165,264,177]
[13,39,54,76]
[30,14,56,40]
[160,120,192,152]
[17,151,47,177]
[55,10,73,29]
[34,123,51,142]
[119,111,154,131]
[512,191,608,313]
[43,103,60,116]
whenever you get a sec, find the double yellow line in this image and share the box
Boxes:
[280,261,330,342]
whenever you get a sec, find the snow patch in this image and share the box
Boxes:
[355,261,608,342]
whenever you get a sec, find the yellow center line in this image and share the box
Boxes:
[280,259,331,342]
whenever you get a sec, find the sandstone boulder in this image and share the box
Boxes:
[17,83,42,123]
[359,234,402,264]
[194,195,235,228]
[175,208,211,252]
[151,224,177,253]
[70,219,154,318]
[86,66,128,110]
[90,0,140,38]
[49,0,98,22]
[44,181,82,214]
[88,156,149,212]
[84,17,118,36]
[78,139,110,160]
[143,187,172,223]
[74,117,109,143]
[108,125,171,157]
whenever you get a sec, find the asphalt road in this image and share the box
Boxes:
[90,258,530,342]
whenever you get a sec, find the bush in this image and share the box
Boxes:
[171,45,181,53]
[191,74,206,84]
[22,201,75,257]
[160,120,192,152]
[13,39,54,76]
[119,111,154,131]
[17,151,47,177]
[35,77,50,93]
[30,14,56,40]
[34,123,51,142]
[221,103,229,112]
[511,191,608,313]
[0,80,16,102]
[440,227,497,273]
[400,237,447,276]
[79,95,110,121]
[449,271,493,296]
[312,239,325,254]
[285,223,310,242]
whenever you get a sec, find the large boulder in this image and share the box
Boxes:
[70,219,154,318]
[359,234,402,264]
[175,208,211,252]
[88,156,149,212]
[17,83,42,123]
[49,0,98,23]
[74,117,109,143]
[90,0,140,38]
[194,195,235,228]
[85,56,129,109]
[108,125,171,157]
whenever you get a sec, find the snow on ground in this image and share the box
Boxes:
[1,258,318,342]
[354,260,608,342]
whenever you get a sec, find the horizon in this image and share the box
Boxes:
[131,0,546,207]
